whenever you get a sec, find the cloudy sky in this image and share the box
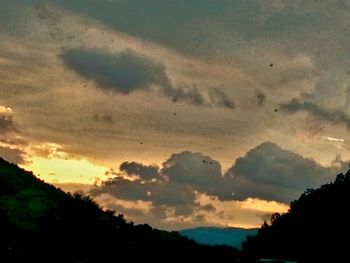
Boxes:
[1,0,350,230]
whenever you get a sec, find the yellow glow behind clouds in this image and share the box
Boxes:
[195,193,289,229]
[237,198,289,214]
[22,156,108,184]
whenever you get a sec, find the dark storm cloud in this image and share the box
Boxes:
[225,142,337,202]
[150,183,196,208]
[62,49,170,94]
[45,0,349,81]
[160,147,336,203]
[227,142,332,189]
[90,151,222,217]
[91,178,197,216]
[162,83,207,106]
[62,48,209,106]
[162,151,222,188]
[209,88,235,110]
[95,177,152,201]
[280,98,350,129]
[62,48,237,108]
[119,161,160,181]
[91,142,341,216]
[93,167,196,208]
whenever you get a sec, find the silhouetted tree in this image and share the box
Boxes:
[243,168,350,262]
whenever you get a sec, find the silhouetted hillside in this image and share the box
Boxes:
[180,227,257,249]
[243,168,350,262]
[4,156,349,263]
[0,158,238,262]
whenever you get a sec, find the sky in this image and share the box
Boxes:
[0,0,350,230]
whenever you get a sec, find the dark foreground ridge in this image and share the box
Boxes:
[243,168,350,262]
[0,158,237,262]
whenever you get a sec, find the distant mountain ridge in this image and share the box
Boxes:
[180,226,258,249]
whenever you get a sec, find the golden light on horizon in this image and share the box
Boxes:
[237,198,289,214]
[22,156,108,185]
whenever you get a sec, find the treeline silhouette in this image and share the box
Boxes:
[0,158,238,262]
[243,168,350,262]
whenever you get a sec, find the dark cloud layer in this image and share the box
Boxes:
[62,48,170,94]
[162,151,222,187]
[0,146,26,165]
[55,0,348,66]
[62,48,236,109]
[62,48,209,106]
[91,142,342,223]
[228,142,332,189]
[225,142,339,202]
[120,161,160,181]
[162,83,207,106]
[281,98,350,129]
[209,88,235,110]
